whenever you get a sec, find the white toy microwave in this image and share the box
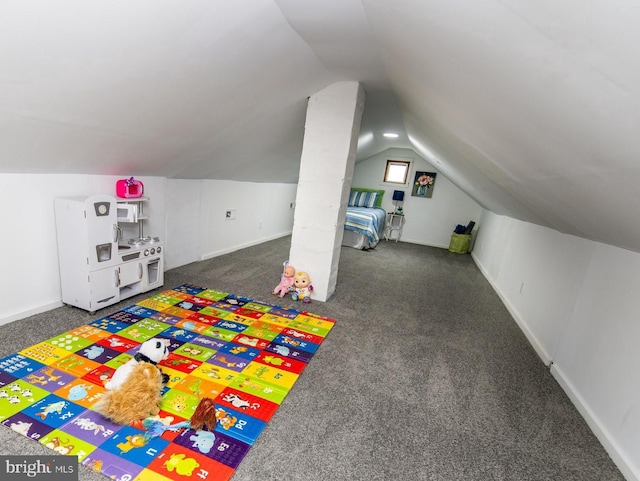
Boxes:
[116,203,138,223]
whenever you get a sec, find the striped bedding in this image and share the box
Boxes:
[344,206,387,245]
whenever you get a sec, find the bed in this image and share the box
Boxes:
[342,188,387,250]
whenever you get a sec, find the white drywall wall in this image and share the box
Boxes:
[473,210,640,481]
[0,173,296,325]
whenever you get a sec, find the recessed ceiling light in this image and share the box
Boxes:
[383,132,399,138]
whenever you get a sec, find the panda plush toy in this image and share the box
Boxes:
[105,337,170,390]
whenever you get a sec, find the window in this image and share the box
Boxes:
[384,160,411,184]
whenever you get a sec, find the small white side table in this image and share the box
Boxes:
[384,213,405,242]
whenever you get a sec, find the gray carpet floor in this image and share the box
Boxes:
[0,236,625,481]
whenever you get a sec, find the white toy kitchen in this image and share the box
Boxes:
[54,194,164,313]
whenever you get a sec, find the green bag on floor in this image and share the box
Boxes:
[448,233,471,254]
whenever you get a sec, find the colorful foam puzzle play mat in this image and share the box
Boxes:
[0,285,335,481]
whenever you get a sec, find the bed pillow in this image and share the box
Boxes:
[348,190,380,208]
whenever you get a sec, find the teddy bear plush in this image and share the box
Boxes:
[94,361,164,425]
[291,271,313,303]
[104,337,170,390]
[273,262,295,298]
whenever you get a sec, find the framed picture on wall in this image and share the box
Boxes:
[412,171,437,198]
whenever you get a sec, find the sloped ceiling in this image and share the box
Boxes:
[2,1,640,253]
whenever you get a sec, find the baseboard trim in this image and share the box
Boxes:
[395,237,449,249]
[0,300,64,327]
[200,231,291,261]
[551,363,639,481]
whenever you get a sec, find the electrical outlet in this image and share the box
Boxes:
[519,282,525,295]
[225,209,236,220]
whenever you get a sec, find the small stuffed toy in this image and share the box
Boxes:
[142,397,219,438]
[273,261,295,298]
[94,337,171,425]
[291,271,313,303]
[94,361,164,425]
[104,337,170,390]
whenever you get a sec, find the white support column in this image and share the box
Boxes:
[289,81,365,302]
